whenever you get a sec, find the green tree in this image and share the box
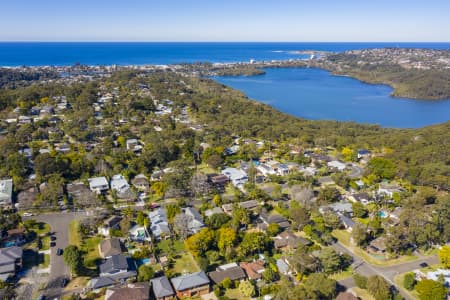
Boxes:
[318,247,343,274]
[352,201,368,218]
[403,272,416,290]
[217,227,236,255]
[353,274,368,289]
[239,280,255,297]
[352,222,368,246]
[266,223,281,237]
[317,187,340,203]
[185,228,215,258]
[438,245,450,268]
[239,232,270,257]
[137,265,154,282]
[368,157,396,181]
[367,275,391,300]
[63,245,83,276]
[415,279,447,300]
[304,273,337,299]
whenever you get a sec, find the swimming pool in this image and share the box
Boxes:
[378,211,388,218]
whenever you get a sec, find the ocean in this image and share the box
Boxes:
[1,42,449,128]
[1,42,450,66]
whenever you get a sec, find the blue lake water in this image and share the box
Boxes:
[214,68,450,128]
[1,42,450,66]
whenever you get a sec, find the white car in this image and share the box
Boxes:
[23,212,34,217]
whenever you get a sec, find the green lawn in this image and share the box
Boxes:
[225,287,250,300]
[157,239,185,254]
[332,230,417,266]
[351,287,375,300]
[81,236,102,268]
[41,236,51,251]
[68,220,82,246]
[172,252,199,275]
[394,273,419,300]
[329,266,353,281]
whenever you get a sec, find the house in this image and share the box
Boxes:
[222,200,259,215]
[275,163,290,176]
[327,160,346,171]
[240,261,265,280]
[224,145,240,156]
[0,246,23,281]
[183,207,205,234]
[88,177,109,194]
[105,283,150,300]
[326,202,353,216]
[204,207,224,218]
[18,116,32,124]
[299,166,317,177]
[208,262,246,285]
[111,174,131,197]
[368,236,387,255]
[129,224,151,242]
[99,254,137,280]
[357,149,371,160]
[150,276,176,300]
[425,269,450,287]
[339,214,355,232]
[276,258,293,276]
[67,182,95,205]
[221,167,248,188]
[98,216,122,237]
[209,174,229,191]
[170,271,210,298]
[378,183,402,198]
[351,192,371,205]
[273,231,312,250]
[259,213,290,230]
[318,176,335,186]
[256,164,276,176]
[99,238,123,258]
[132,174,150,192]
[336,292,358,300]
[0,179,13,207]
[17,186,38,210]
[149,208,171,240]
[126,139,142,153]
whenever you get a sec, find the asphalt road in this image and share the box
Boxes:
[28,212,86,299]
[333,241,439,300]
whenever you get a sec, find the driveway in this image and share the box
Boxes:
[333,241,438,300]
[26,211,87,299]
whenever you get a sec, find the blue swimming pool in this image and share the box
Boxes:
[378,211,388,218]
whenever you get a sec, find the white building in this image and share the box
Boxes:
[0,179,13,207]
[221,167,248,188]
[327,160,346,171]
[88,177,109,194]
[110,174,130,195]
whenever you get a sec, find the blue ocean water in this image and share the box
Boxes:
[0,42,450,66]
[214,68,450,128]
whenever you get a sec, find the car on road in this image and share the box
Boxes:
[23,212,34,217]
[37,295,45,300]
[419,262,428,268]
[50,236,57,241]
[56,248,63,256]
[61,278,68,287]
[50,242,56,247]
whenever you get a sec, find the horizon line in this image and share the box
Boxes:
[1,40,450,43]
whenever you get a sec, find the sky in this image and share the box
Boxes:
[0,0,449,42]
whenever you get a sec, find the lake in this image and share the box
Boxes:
[214,68,450,128]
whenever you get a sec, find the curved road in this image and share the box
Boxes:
[333,241,438,300]
[25,212,87,299]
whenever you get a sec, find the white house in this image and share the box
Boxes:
[88,177,109,194]
[256,164,276,176]
[221,167,248,188]
[110,174,130,195]
[327,160,346,171]
[0,179,13,207]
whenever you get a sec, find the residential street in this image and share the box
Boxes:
[26,212,87,299]
[333,241,439,300]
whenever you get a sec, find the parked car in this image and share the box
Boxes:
[61,278,68,287]
[50,236,57,241]
[56,248,63,256]
[50,242,56,247]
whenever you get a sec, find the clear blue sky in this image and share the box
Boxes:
[1,0,449,42]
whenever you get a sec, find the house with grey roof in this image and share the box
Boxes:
[99,238,123,258]
[98,215,122,237]
[208,262,246,285]
[170,271,210,298]
[221,167,248,188]
[150,276,175,300]
[88,177,109,194]
[183,207,205,234]
[105,282,150,300]
[0,179,13,207]
[259,213,290,230]
[0,246,23,281]
[99,254,137,280]
[204,207,224,218]
[149,208,171,240]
